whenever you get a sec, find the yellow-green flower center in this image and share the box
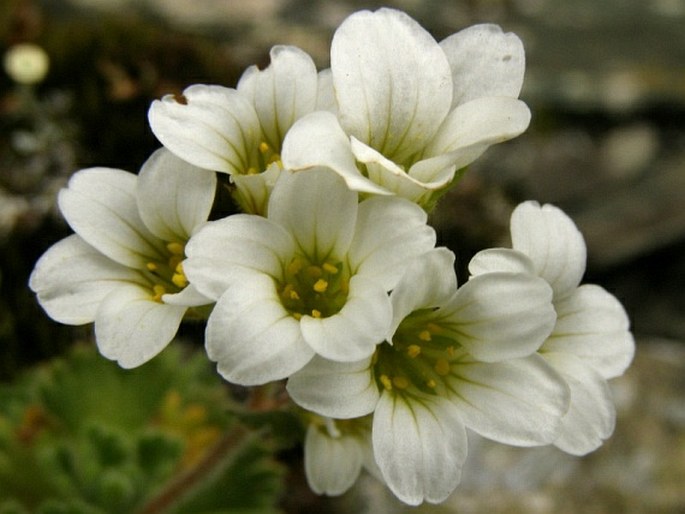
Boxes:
[145,241,189,302]
[278,256,349,320]
[244,140,282,175]
[373,312,462,396]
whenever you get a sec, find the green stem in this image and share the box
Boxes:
[136,423,249,514]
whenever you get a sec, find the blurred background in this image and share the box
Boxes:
[1,0,684,512]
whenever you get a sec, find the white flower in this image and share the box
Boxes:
[288,248,569,505]
[183,168,436,386]
[282,8,530,205]
[303,416,376,496]
[469,201,635,455]
[29,149,216,367]
[148,45,328,214]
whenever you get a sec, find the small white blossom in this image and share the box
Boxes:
[149,45,328,214]
[288,248,569,505]
[282,8,530,206]
[183,168,436,386]
[303,416,376,496]
[469,201,635,455]
[29,149,216,367]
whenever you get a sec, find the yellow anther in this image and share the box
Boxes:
[434,358,450,376]
[313,279,328,293]
[407,345,422,358]
[306,265,323,279]
[418,330,432,342]
[152,284,166,302]
[246,167,258,175]
[172,272,188,288]
[392,376,410,389]
[427,322,443,335]
[289,289,300,300]
[426,379,437,389]
[287,258,305,275]
[293,312,302,320]
[322,262,339,274]
[258,141,270,154]
[167,242,185,255]
[267,154,281,165]
[340,279,349,295]
[146,262,158,271]
[380,374,393,391]
[311,309,322,318]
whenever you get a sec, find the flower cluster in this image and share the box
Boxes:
[29,7,634,506]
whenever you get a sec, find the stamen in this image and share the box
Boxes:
[305,265,323,279]
[311,309,322,318]
[379,374,393,391]
[289,290,300,300]
[407,345,422,358]
[322,262,339,274]
[167,242,185,255]
[152,284,166,302]
[171,261,188,288]
[313,279,328,293]
[287,258,305,275]
[418,330,432,342]
[146,262,158,271]
[434,358,450,376]
[426,379,437,389]
[427,322,443,335]
[392,376,410,389]
[258,142,270,154]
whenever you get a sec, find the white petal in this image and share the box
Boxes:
[205,272,314,385]
[148,84,261,174]
[161,283,211,307]
[137,148,216,241]
[349,196,436,290]
[543,352,616,456]
[95,283,186,368]
[315,68,337,112]
[58,167,164,268]
[544,284,634,379]
[388,248,457,341]
[268,169,357,262]
[448,354,570,446]
[511,201,587,300]
[287,355,378,419]
[237,45,317,150]
[299,275,392,362]
[331,8,452,162]
[421,97,531,161]
[230,162,281,215]
[350,137,454,201]
[468,247,535,276]
[184,214,295,300]
[437,272,556,361]
[280,111,390,195]
[440,24,525,107]
[29,235,146,324]
[373,392,467,505]
[304,423,364,496]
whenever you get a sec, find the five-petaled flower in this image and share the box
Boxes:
[288,247,570,505]
[183,168,436,385]
[282,8,530,206]
[469,201,635,455]
[29,149,216,367]
[149,45,331,215]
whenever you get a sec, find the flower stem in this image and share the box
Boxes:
[136,423,249,514]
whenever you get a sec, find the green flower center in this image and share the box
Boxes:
[373,311,462,396]
[145,241,189,302]
[278,256,350,320]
